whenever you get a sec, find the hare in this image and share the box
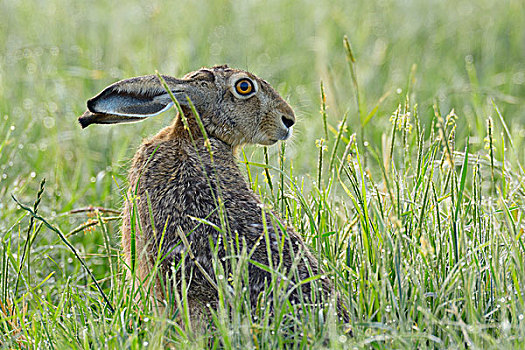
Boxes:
[79,65,346,322]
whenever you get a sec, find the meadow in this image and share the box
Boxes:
[1,0,524,348]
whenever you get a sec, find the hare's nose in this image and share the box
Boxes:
[281,115,295,129]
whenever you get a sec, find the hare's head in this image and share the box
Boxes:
[79,65,295,147]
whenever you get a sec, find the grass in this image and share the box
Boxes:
[1,0,525,348]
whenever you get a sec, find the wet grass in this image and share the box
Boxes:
[1,0,524,348]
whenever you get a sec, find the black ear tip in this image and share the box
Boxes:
[78,117,90,129]
[78,111,93,128]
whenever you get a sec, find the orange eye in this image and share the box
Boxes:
[235,79,254,95]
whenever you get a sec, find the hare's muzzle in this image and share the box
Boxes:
[277,109,295,141]
[281,114,295,129]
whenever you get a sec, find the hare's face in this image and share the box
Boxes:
[190,67,296,147]
[78,65,295,148]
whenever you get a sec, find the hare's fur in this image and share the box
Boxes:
[80,65,345,321]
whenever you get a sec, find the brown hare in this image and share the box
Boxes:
[79,65,346,322]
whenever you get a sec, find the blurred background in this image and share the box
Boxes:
[0,0,523,219]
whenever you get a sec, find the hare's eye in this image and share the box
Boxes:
[235,79,255,96]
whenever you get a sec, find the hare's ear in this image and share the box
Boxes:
[78,75,191,128]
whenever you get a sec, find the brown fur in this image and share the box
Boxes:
[80,65,346,321]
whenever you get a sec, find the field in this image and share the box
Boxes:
[1,0,524,348]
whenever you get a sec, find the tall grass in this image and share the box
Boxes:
[1,0,524,348]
